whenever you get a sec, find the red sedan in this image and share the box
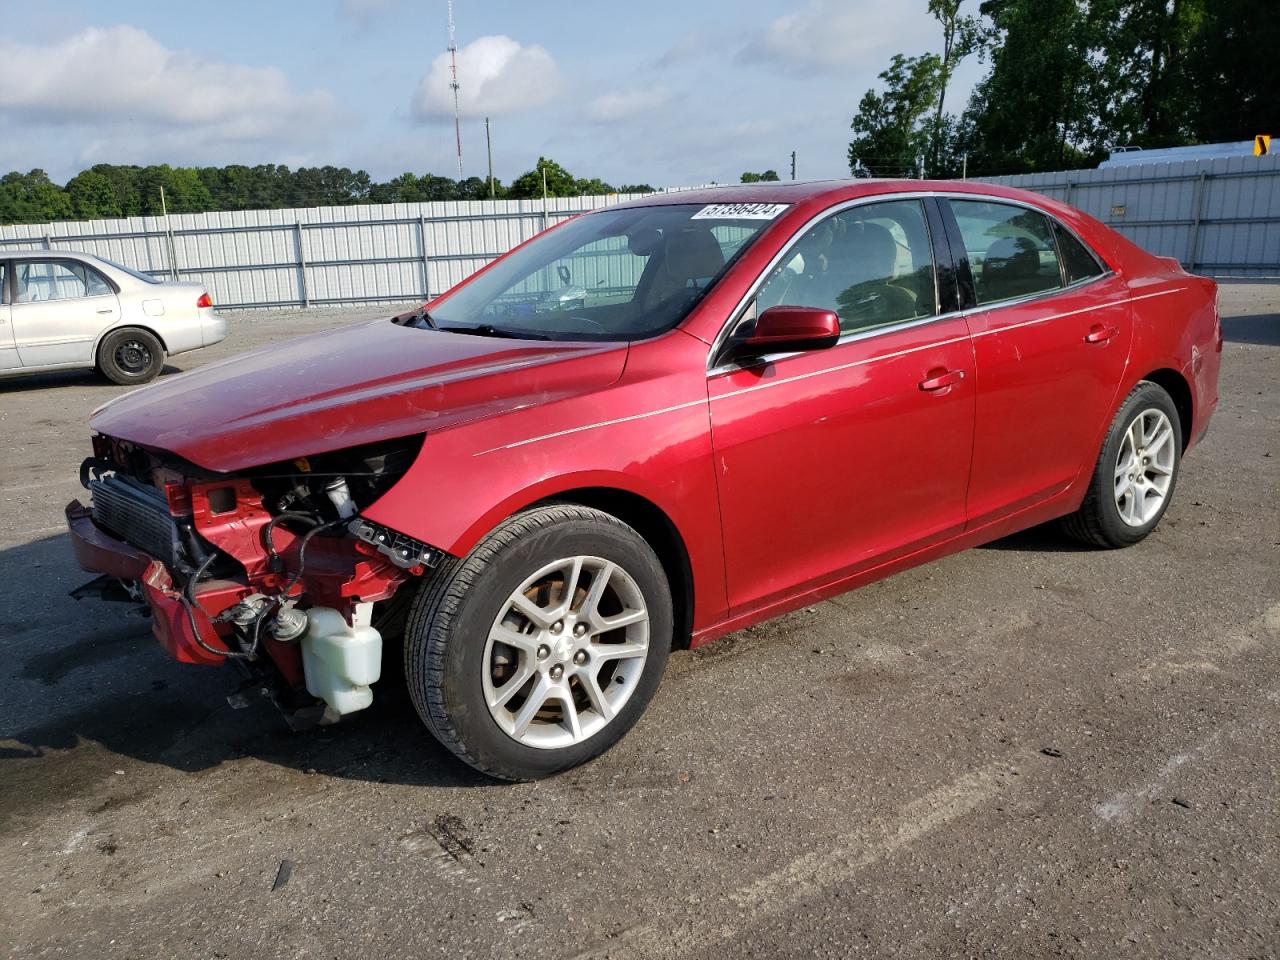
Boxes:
[68,180,1222,780]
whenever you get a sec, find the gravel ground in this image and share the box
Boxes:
[0,286,1277,959]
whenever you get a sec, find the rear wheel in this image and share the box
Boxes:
[404,505,672,781]
[1062,381,1182,548]
[97,328,165,385]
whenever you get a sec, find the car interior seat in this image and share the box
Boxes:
[980,236,1046,302]
[827,222,917,331]
[638,227,725,312]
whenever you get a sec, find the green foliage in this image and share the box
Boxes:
[0,170,72,225]
[847,54,943,177]
[65,171,123,220]
[617,184,655,194]
[851,0,1268,178]
[0,158,628,225]
[965,0,1104,173]
[740,170,781,183]
[1185,0,1278,142]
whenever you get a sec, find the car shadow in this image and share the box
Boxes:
[977,521,1096,553]
[1221,312,1280,347]
[0,364,186,394]
[0,534,489,791]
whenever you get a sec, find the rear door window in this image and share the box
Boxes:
[947,200,1064,306]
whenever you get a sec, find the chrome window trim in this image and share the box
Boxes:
[706,190,1116,377]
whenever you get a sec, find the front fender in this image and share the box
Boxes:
[362,333,730,630]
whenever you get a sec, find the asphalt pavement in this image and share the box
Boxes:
[0,286,1277,959]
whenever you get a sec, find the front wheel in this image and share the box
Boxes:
[405,505,672,781]
[1062,381,1183,548]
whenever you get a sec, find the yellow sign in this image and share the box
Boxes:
[1256,135,1272,156]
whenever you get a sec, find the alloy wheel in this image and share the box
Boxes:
[482,556,650,749]
[1113,407,1176,527]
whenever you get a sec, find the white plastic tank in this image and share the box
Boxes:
[299,604,382,718]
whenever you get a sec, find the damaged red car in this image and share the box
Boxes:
[67,180,1222,780]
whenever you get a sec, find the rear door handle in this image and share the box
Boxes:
[918,369,965,392]
[96,309,114,314]
[1085,324,1118,344]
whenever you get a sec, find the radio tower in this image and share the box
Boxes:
[447,0,463,180]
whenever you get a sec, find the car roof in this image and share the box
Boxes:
[0,249,99,260]
[616,177,1055,210]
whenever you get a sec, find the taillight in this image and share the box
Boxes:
[196,292,213,309]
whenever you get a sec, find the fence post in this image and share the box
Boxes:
[419,215,430,300]
[1186,171,1208,272]
[43,234,52,250]
[296,222,310,308]
[1063,179,1073,205]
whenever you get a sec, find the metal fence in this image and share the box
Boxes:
[982,154,1280,278]
[0,193,662,311]
[1,157,1276,311]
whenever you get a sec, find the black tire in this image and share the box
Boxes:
[404,504,673,781]
[1062,380,1183,548]
[97,328,165,385]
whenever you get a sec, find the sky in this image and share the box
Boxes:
[0,0,986,189]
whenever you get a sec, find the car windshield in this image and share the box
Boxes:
[421,203,784,341]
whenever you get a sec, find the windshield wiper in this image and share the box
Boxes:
[440,323,551,341]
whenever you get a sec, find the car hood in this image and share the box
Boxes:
[90,318,628,473]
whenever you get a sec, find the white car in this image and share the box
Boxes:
[0,250,228,384]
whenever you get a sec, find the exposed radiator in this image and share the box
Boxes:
[89,474,183,570]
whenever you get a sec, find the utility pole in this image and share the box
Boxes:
[962,153,968,181]
[485,117,495,198]
[159,185,179,281]
[790,151,796,181]
[447,0,463,181]
[916,154,925,180]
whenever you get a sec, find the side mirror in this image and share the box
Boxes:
[738,305,841,356]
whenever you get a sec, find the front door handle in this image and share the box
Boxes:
[919,368,965,392]
[96,309,114,314]
[1085,324,1118,344]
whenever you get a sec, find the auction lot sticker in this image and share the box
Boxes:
[691,203,790,220]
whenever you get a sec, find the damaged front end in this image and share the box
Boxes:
[65,433,443,727]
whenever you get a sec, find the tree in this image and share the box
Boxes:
[0,170,72,224]
[848,54,943,177]
[617,184,655,194]
[65,170,123,220]
[508,157,579,199]
[1090,0,1204,148]
[573,177,617,195]
[927,1,983,170]
[1185,0,1278,142]
[962,0,1104,173]
[740,170,781,183]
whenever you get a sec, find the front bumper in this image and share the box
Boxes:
[66,500,237,665]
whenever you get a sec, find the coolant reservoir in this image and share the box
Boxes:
[299,606,382,717]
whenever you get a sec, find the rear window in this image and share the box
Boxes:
[1053,222,1106,284]
[95,255,162,285]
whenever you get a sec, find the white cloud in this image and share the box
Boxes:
[411,35,561,120]
[0,25,339,139]
[744,0,934,72]
[585,88,671,124]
